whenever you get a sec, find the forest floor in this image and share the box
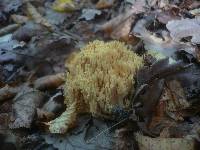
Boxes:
[1,0,200,150]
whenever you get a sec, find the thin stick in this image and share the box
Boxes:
[86,117,128,143]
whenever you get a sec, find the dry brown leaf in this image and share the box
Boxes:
[36,108,55,121]
[110,15,138,43]
[98,10,137,42]
[163,80,190,121]
[33,73,65,90]
[166,18,200,44]
[96,0,115,9]
[98,10,134,33]
[114,128,136,150]
[0,113,9,131]
[0,85,21,102]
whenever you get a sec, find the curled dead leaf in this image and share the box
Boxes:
[0,85,21,102]
[97,9,137,43]
[33,73,65,90]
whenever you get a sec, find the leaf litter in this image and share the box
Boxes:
[1,0,200,149]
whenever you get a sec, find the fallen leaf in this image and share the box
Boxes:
[156,7,180,24]
[131,0,148,14]
[166,18,200,44]
[96,0,115,9]
[133,17,198,58]
[80,8,102,21]
[0,24,19,37]
[12,21,45,42]
[0,85,21,102]
[9,88,45,128]
[114,128,136,150]
[0,34,25,64]
[44,115,114,150]
[97,9,137,42]
[26,2,54,31]
[110,15,137,43]
[164,80,190,121]
[11,15,29,24]
[45,8,69,25]
[36,108,55,121]
[33,73,65,90]
[47,102,77,133]
[190,8,200,16]
[0,113,9,131]
[135,133,195,150]
[52,0,76,13]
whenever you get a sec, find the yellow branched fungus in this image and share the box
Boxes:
[48,40,143,133]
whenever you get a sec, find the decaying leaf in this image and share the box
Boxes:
[166,18,200,44]
[110,15,137,43]
[0,85,21,102]
[96,0,115,9]
[164,80,190,121]
[133,17,198,58]
[0,113,9,131]
[44,115,114,150]
[36,108,55,121]
[33,73,65,90]
[98,9,137,42]
[114,128,137,150]
[9,88,45,128]
[80,8,102,21]
[97,10,134,34]
[135,133,195,150]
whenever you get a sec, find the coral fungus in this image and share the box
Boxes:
[48,40,143,133]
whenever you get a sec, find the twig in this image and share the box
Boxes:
[86,117,128,143]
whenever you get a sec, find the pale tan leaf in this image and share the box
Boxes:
[135,133,195,150]
[48,102,77,133]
